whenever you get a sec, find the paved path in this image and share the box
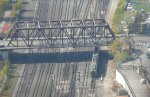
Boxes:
[102,60,116,97]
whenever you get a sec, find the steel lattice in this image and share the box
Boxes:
[6,19,115,48]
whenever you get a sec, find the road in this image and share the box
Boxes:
[120,34,150,97]
[133,34,150,80]
[121,69,150,97]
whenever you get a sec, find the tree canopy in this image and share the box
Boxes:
[0,0,9,18]
[0,0,9,6]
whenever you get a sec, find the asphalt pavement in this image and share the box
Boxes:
[133,34,150,81]
[118,34,150,97]
[121,69,150,97]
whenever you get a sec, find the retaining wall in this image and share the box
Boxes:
[116,69,136,97]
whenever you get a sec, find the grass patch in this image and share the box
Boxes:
[112,0,127,34]
[131,0,150,12]
[0,61,13,96]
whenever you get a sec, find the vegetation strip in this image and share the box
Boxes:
[112,0,127,34]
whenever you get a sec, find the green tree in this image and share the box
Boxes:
[0,0,9,5]
[0,0,9,18]
[14,0,23,10]
[2,62,9,74]
[11,0,23,19]
[139,65,144,75]
[109,39,122,54]
[2,62,12,77]
[116,51,131,65]
[0,8,4,18]
[128,12,145,34]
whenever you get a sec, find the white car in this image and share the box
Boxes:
[147,45,150,51]
[140,78,146,84]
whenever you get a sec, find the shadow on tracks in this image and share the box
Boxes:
[10,50,113,78]
[97,51,113,78]
[9,51,93,64]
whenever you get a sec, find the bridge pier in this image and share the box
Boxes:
[0,50,9,61]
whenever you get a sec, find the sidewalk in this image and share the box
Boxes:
[102,60,116,97]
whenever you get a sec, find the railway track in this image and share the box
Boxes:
[14,49,94,97]
[13,0,110,97]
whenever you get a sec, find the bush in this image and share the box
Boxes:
[14,0,23,10]
[2,80,9,91]
[2,62,12,77]
[0,0,9,6]
[11,0,23,19]
[0,7,4,18]
[0,0,9,18]
[116,51,131,65]
[0,61,12,91]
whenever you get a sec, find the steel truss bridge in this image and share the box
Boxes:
[5,19,115,49]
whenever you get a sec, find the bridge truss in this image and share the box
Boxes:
[6,19,115,48]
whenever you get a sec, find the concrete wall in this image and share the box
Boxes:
[116,70,126,88]
[116,70,136,97]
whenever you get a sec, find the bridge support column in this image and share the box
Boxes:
[0,50,9,61]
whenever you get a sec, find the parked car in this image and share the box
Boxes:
[147,43,150,51]
[140,78,146,84]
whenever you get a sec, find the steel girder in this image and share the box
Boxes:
[6,19,115,48]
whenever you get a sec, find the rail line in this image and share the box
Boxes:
[15,63,28,97]
[24,64,37,97]
[83,62,91,97]
[13,0,111,97]
[76,0,85,19]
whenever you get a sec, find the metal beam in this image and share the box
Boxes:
[6,19,115,48]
